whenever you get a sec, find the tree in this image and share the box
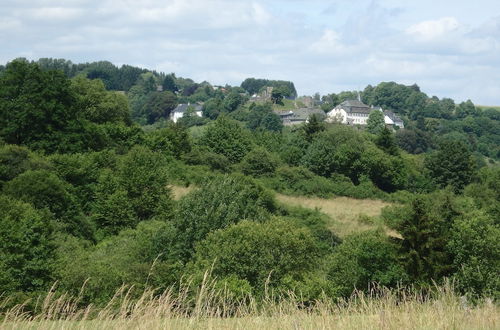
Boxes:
[3,169,92,239]
[162,74,178,92]
[222,92,246,112]
[56,220,181,304]
[376,127,399,155]
[392,192,460,283]
[0,196,55,294]
[174,175,276,261]
[327,230,407,297]
[366,110,385,134]
[302,114,325,142]
[201,116,253,163]
[147,122,191,159]
[141,91,177,124]
[70,76,131,125]
[425,140,476,192]
[0,60,84,153]
[240,147,280,177]
[456,100,477,118]
[271,86,288,105]
[448,211,500,299]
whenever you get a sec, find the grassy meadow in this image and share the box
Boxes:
[1,281,497,330]
[276,194,395,237]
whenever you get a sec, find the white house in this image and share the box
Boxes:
[327,100,404,129]
[170,103,203,123]
[326,100,372,125]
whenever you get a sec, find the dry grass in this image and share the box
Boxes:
[169,185,196,200]
[1,280,497,330]
[276,194,397,237]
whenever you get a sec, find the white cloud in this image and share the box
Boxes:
[1,1,500,104]
[406,17,460,40]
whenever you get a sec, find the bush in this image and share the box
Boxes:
[188,218,325,298]
[0,196,55,294]
[240,147,280,177]
[0,144,50,186]
[262,166,337,198]
[174,175,276,261]
[2,169,92,239]
[327,230,407,297]
[200,116,253,163]
[56,220,181,305]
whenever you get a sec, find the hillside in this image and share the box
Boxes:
[0,59,498,328]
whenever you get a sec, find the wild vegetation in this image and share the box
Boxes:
[0,58,499,328]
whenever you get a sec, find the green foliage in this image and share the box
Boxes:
[142,91,177,124]
[200,116,253,163]
[240,148,280,177]
[327,230,407,297]
[114,146,173,221]
[463,167,500,221]
[396,128,431,154]
[222,91,246,112]
[0,144,50,186]
[263,166,337,198]
[366,110,385,134]
[425,140,477,192]
[56,220,181,305]
[390,191,463,284]
[70,76,131,125]
[448,211,500,299]
[246,103,283,132]
[241,78,297,98]
[174,175,276,260]
[2,170,93,239]
[182,146,231,172]
[146,122,191,159]
[0,60,83,153]
[0,196,55,294]
[162,74,178,92]
[376,127,399,155]
[188,218,323,296]
[302,114,326,142]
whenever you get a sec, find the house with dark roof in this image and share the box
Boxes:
[274,108,326,126]
[170,103,203,123]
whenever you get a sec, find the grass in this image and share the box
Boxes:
[276,194,397,238]
[169,184,196,200]
[1,280,497,329]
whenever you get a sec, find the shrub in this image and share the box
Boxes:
[174,175,276,261]
[188,218,325,298]
[327,230,407,297]
[240,147,280,177]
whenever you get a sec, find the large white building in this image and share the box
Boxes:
[326,100,404,129]
[170,103,203,123]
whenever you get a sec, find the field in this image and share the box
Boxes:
[276,194,396,237]
[2,283,497,329]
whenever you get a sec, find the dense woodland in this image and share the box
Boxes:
[0,58,498,311]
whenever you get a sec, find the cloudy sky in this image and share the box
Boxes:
[1,0,500,104]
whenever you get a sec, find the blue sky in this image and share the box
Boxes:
[1,0,500,104]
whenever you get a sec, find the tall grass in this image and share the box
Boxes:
[1,276,497,329]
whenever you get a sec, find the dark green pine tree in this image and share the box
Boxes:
[376,127,399,155]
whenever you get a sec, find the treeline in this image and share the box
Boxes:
[0,60,498,311]
[240,78,297,98]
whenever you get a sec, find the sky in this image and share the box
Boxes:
[1,0,500,105]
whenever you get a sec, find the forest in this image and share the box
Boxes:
[0,58,498,317]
